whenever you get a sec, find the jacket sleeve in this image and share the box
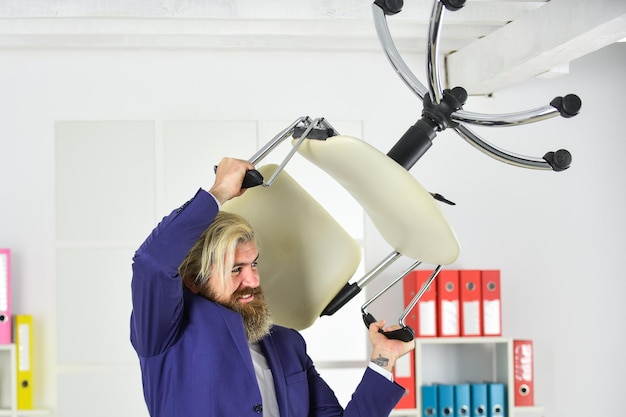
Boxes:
[341,367,406,417]
[130,189,219,357]
[307,364,405,417]
[292,329,405,417]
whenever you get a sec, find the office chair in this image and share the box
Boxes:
[223,117,459,341]
[225,0,581,341]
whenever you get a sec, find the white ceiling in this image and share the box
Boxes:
[1,0,624,94]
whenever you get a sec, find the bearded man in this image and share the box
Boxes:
[130,157,414,417]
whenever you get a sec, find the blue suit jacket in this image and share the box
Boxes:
[130,189,405,416]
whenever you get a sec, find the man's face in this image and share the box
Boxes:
[207,239,261,305]
[202,240,272,342]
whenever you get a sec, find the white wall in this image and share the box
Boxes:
[0,39,624,416]
[367,43,626,415]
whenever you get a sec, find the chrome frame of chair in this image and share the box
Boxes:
[372,0,581,171]
[361,264,443,342]
[246,116,339,187]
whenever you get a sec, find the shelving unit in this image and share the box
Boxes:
[391,337,544,417]
[0,345,48,417]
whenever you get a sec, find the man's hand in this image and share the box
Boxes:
[210,158,256,205]
[368,320,415,373]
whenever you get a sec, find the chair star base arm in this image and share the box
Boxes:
[373,0,403,16]
[373,0,581,172]
[543,150,572,172]
[550,94,582,118]
[441,0,466,12]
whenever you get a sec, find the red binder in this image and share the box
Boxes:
[459,270,482,337]
[413,270,438,337]
[513,339,535,406]
[403,271,419,334]
[396,275,418,408]
[436,269,460,337]
[481,270,502,336]
[0,249,11,344]
[393,350,415,409]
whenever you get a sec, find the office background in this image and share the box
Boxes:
[1,8,625,417]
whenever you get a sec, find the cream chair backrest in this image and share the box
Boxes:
[222,164,362,330]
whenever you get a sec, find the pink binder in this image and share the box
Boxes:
[0,248,12,344]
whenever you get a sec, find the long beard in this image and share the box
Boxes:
[216,287,273,343]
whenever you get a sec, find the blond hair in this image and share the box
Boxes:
[179,211,257,292]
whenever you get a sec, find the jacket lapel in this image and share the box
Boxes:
[261,332,288,417]
[220,305,257,380]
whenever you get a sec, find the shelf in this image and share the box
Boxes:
[391,406,544,417]
[406,337,542,417]
[0,411,49,417]
[0,344,49,417]
[416,336,510,345]
[513,406,545,417]
[389,408,420,417]
[390,410,418,417]
[417,337,511,386]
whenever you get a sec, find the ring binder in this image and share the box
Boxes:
[15,314,34,410]
[0,249,12,344]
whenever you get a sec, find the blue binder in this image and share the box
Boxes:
[437,384,455,417]
[422,384,439,417]
[454,383,471,417]
[487,383,506,417]
[470,383,488,417]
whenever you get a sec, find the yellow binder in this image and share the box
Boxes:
[15,314,33,410]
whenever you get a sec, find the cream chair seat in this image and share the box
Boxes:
[295,135,459,266]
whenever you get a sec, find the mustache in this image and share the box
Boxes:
[232,286,263,299]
